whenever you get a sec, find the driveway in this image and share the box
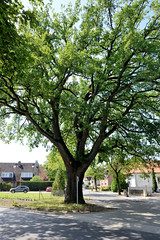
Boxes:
[0,191,160,239]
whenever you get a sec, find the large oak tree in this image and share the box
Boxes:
[0,0,160,203]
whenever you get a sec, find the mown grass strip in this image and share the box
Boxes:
[0,192,53,200]
[0,192,112,213]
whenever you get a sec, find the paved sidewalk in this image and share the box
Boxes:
[81,190,160,238]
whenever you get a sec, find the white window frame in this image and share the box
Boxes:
[1,172,14,178]
[21,172,33,178]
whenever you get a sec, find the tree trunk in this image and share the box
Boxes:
[116,173,121,195]
[64,164,86,204]
[94,177,97,191]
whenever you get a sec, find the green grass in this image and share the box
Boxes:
[0,192,53,201]
[0,192,111,213]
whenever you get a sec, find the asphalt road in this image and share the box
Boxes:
[0,191,160,240]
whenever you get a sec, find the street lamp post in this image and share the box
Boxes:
[13,165,17,187]
[86,176,92,199]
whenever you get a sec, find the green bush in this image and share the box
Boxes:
[101,186,111,191]
[111,175,129,192]
[30,176,43,182]
[121,179,129,190]
[52,165,65,191]
[0,181,12,191]
[111,178,118,192]
[23,181,54,191]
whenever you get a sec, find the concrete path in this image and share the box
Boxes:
[82,190,160,239]
[0,191,160,239]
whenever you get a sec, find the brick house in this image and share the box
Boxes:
[0,161,48,187]
[99,175,113,189]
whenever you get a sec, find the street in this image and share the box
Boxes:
[0,191,160,239]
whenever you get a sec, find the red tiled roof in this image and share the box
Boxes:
[129,162,160,174]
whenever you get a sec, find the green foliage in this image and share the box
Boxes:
[152,168,158,192]
[0,0,160,203]
[111,178,117,192]
[23,181,54,191]
[86,159,107,181]
[44,149,66,181]
[86,158,107,190]
[52,165,65,191]
[30,175,43,182]
[111,174,128,192]
[0,181,12,191]
[101,186,111,191]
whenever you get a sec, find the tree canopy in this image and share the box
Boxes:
[44,148,66,181]
[0,0,160,203]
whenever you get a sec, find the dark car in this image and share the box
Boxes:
[10,185,29,193]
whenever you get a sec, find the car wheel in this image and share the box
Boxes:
[11,190,15,193]
[23,190,27,193]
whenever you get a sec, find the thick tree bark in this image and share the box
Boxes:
[64,164,86,204]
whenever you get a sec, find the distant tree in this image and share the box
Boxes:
[100,147,141,195]
[30,175,43,182]
[152,168,158,192]
[52,165,65,191]
[86,159,107,191]
[44,149,66,181]
[108,157,129,195]
[111,174,128,193]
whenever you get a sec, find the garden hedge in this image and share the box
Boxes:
[22,181,54,191]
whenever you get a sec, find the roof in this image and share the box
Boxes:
[0,162,36,172]
[130,162,160,174]
[39,166,49,181]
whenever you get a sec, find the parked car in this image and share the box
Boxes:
[46,187,52,192]
[10,185,29,193]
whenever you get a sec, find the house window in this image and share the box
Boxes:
[1,172,14,178]
[157,177,160,184]
[21,173,33,178]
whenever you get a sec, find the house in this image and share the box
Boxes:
[0,161,48,187]
[83,174,112,189]
[99,175,113,189]
[126,163,160,195]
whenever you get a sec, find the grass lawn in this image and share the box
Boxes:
[0,192,110,213]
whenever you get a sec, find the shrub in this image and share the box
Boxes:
[23,181,54,191]
[0,181,12,191]
[30,176,43,182]
[101,186,111,191]
[111,175,129,193]
[52,165,65,191]
[111,178,118,192]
